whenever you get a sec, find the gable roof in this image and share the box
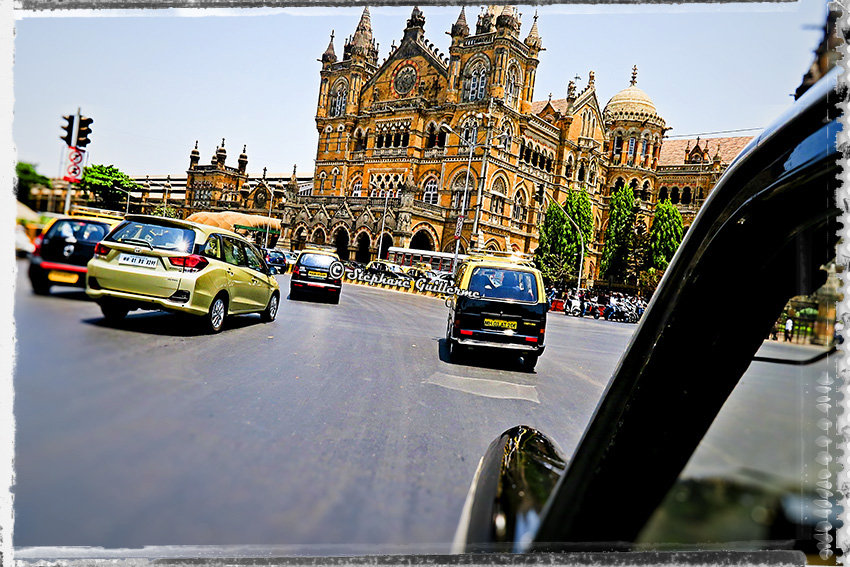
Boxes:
[658,136,755,166]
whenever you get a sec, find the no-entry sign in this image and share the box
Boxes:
[63,147,84,183]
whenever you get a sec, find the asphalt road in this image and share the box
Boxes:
[12,260,838,554]
[13,262,634,551]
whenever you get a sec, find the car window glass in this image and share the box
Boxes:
[244,245,265,272]
[636,282,839,551]
[469,267,538,302]
[202,235,222,260]
[221,238,247,266]
[48,220,109,243]
[108,221,195,252]
[299,254,335,269]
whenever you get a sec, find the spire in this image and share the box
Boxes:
[630,65,638,86]
[345,7,379,65]
[451,6,469,37]
[321,30,337,64]
[524,10,542,49]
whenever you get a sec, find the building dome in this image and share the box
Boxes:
[604,85,658,118]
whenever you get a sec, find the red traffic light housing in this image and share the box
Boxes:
[60,115,75,147]
[76,116,93,148]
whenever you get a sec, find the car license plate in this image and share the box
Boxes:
[47,270,79,284]
[118,253,158,269]
[308,270,325,278]
[483,318,517,330]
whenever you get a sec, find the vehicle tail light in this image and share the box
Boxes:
[454,318,460,329]
[292,266,300,276]
[32,235,43,257]
[94,242,110,258]
[525,336,538,343]
[168,255,209,273]
[460,329,473,336]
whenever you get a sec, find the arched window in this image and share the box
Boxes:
[682,187,692,205]
[319,173,326,193]
[614,136,623,156]
[490,178,507,218]
[671,187,680,204]
[628,138,636,157]
[463,62,488,102]
[566,156,574,179]
[325,131,332,152]
[641,181,650,201]
[426,124,438,149]
[659,186,668,202]
[512,190,527,227]
[351,177,362,197]
[500,122,512,150]
[578,163,586,182]
[451,173,473,210]
[331,169,339,192]
[423,177,439,205]
[505,66,520,108]
[331,82,347,117]
[630,178,639,199]
[462,120,478,146]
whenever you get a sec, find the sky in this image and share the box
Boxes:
[11,0,830,180]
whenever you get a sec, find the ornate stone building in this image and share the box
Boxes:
[298,6,751,279]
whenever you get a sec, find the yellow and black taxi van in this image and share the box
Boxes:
[444,253,548,371]
[289,245,343,304]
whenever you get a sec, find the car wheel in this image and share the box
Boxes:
[524,353,539,372]
[100,301,129,323]
[206,294,227,333]
[261,293,279,323]
[31,278,51,295]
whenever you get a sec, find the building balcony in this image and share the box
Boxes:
[373,147,409,159]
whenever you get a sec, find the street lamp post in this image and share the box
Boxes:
[441,120,509,273]
[371,181,390,260]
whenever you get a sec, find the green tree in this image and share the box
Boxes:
[649,199,684,270]
[152,204,180,218]
[626,220,650,284]
[15,162,52,207]
[535,190,593,286]
[80,164,140,211]
[535,202,570,283]
[600,183,636,281]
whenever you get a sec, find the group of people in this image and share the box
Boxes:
[547,287,648,321]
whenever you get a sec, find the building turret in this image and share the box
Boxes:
[475,6,495,34]
[321,31,337,65]
[524,11,542,51]
[344,7,379,66]
[238,144,248,174]
[216,138,227,168]
[449,6,469,39]
[189,140,200,169]
[495,5,520,37]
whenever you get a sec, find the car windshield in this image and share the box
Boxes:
[468,267,538,302]
[107,221,196,253]
[299,253,335,269]
[48,220,111,243]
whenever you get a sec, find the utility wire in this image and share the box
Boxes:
[667,127,763,139]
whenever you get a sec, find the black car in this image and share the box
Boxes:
[28,216,119,295]
[261,248,287,272]
[453,66,842,560]
[445,258,548,371]
[289,249,342,303]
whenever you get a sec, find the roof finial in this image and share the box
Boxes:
[221,137,225,147]
[263,166,267,179]
[630,65,638,86]
[548,92,552,102]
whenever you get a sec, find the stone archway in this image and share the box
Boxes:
[410,229,434,251]
[378,233,393,260]
[293,227,307,251]
[312,227,327,245]
[355,232,371,263]
[333,228,350,260]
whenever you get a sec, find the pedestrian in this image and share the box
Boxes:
[784,317,793,341]
[579,291,585,317]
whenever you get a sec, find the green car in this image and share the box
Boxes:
[86,215,280,333]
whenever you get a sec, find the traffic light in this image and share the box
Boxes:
[535,183,545,203]
[76,116,94,148]
[60,115,75,147]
